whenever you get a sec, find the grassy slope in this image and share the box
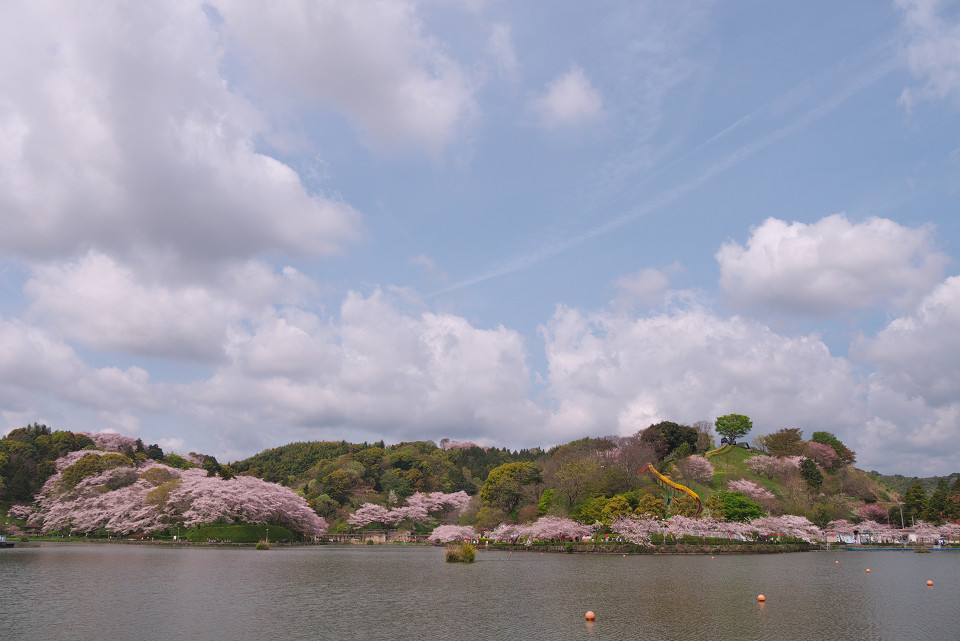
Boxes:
[665,446,895,521]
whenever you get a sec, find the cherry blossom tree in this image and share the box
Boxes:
[674,456,714,484]
[858,504,888,523]
[348,491,471,528]
[804,441,838,468]
[516,516,595,540]
[80,432,140,452]
[30,452,327,537]
[427,525,477,542]
[747,455,803,479]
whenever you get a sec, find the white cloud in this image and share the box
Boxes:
[897,0,960,109]
[183,289,544,448]
[529,65,604,129]
[611,264,681,309]
[855,274,960,406]
[717,214,949,315]
[213,0,479,155]
[24,252,314,362]
[486,23,519,81]
[0,317,159,434]
[540,303,865,445]
[845,273,960,472]
[0,1,361,265]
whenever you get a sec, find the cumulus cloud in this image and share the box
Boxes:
[214,0,478,155]
[839,273,960,472]
[897,0,960,109]
[183,289,544,450]
[717,214,948,316]
[0,317,159,434]
[0,1,361,265]
[540,303,865,444]
[529,65,604,129]
[855,274,960,406]
[24,252,314,362]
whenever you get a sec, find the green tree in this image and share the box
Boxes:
[717,491,765,522]
[902,479,927,524]
[811,504,830,530]
[754,428,804,456]
[922,478,949,525]
[810,431,856,467]
[537,488,556,516]
[555,459,600,509]
[601,494,634,524]
[649,422,698,455]
[634,493,666,519]
[479,462,542,514]
[714,414,752,444]
[800,458,823,492]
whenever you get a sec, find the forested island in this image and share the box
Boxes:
[2,418,959,548]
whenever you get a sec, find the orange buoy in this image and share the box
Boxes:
[866,569,871,573]
[585,611,596,621]
[835,560,839,564]
[927,580,933,586]
[757,595,766,602]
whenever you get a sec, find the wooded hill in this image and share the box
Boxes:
[228,422,951,533]
[4,420,959,537]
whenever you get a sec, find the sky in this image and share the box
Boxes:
[1,1,959,475]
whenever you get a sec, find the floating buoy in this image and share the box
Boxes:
[835,560,839,564]
[927,580,933,586]
[757,595,766,602]
[585,611,596,621]
[866,569,871,573]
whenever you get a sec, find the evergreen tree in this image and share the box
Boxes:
[922,478,949,525]
[902,479,927,524]
[800,458,823,492]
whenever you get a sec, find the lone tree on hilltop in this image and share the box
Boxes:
[715,414,752,445]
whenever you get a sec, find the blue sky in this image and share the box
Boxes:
[2,0,960,475]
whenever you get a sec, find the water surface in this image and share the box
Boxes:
[2,544,956,640]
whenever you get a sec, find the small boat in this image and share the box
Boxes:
[0,535,14,548]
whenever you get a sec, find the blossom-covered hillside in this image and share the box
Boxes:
[18,444,327,537]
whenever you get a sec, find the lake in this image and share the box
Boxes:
[1,544,957,640]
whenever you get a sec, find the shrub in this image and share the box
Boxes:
[255,540,270,550]
[445,541,476,563]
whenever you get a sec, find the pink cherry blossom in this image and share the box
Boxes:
[30,452,327,536]
[79,432,141,452]
[427,525,477,542]
[674,456,714,484]
[516,516,596,540]
[747,455,803,478]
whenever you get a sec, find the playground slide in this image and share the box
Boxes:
[639,462,703,516]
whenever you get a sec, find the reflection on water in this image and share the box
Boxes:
[1,544,957,641]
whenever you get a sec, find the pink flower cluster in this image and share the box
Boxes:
[611,514,823,544]
[31,452,327,536]
[440,441,486,451]
[804,441,838,468]
[858,504,889,523]
[484,517,595,542]
[8,504,33,520]
[747,455,803,478]
[675,456,714,484]
[79,432,141,452]
[347,491,471,528]
[826,518,960,544]
[727,479,775,503]
[427,525,478,542]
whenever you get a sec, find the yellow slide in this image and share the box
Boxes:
[639,462,703,516]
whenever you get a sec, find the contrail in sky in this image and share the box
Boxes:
[433,41,900,298]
